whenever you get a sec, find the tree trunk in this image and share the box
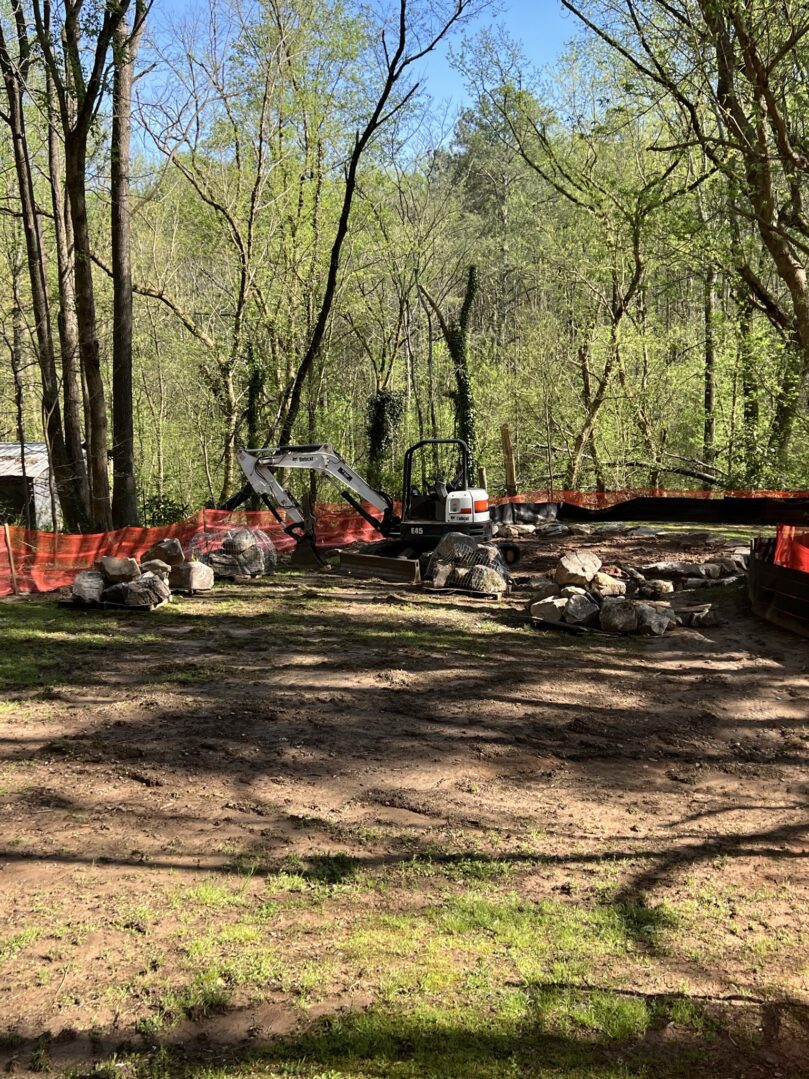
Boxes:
[703,265,716,480]
[0,35,88,531]
[10,304,32,530]
[47,68,89,516]
[110,15,141,526]
[65,133,113,530]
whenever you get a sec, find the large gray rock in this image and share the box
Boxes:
[600,597,639,633]
[95,555,140,585]
[555,550,602,587]
[72,569,105,606]
[431,531,479,565]
[170,560,214,593]
[530,596,568,622]
[208,541,265,578]
[641,561,704,578]
[590,571,626,598]
[529,579,560,602]
[141,559,171,582]
[635,602,676,636]
[563,593,600,626]
[222,528,257,555]
[464,564,509,595]
[102,573,171,608]
[141,538,185,567]
[473,543,504,568]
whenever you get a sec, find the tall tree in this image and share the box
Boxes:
[111,1,148,526]
[0,3,88,529]
[559,0,809,480]
[33,0,133,529]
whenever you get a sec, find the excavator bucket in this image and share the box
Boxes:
[337,551,421,584]
[290,541,328,569]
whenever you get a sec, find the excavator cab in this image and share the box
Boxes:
[399,439,491,545]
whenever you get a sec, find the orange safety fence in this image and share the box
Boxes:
[775,526,809,574]
[0,507,383,597]
[3,488,809,596]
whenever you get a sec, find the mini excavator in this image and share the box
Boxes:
[223,438,509,577]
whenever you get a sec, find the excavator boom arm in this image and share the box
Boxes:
[236,445,396,538]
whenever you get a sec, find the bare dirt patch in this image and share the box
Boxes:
[1,528,808,1077]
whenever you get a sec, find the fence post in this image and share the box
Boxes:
[477,466,488,491]
[3,523,19,595]
[500,424,517,496]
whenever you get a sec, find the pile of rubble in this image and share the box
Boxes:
[70,538,213,610]
[529,549,746,635]
[425,532,511,595]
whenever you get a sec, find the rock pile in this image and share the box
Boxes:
[528,549,739,635]
[69,538,214,610]
[425,532,511,595]
[189,527,278,580]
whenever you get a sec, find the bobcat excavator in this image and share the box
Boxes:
[223,438,513,580]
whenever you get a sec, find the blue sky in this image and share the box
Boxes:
[154,0,577,106]
[422,0,577,104]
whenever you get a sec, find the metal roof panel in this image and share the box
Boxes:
[0,442,52,480]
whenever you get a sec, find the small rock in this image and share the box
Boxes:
[692,607,721,627]
[429,560,455,589]
[560,585,587,598]
[140,559,171,582]
[141,538,185,566]
[510,523,536,536]
[169,561,215,593]
[681,577,708,590]
[530,596,568,622]
[95,555,141,585]
[590,571,626,598]
[71,569,105,605]
[600,597,639,633]
[528,580,560,602]
[555,550,602,587]
[636,602,676,636]
[626,526,658,537]
[563,593,600,626]
[565,524,591,536]
[641,560,703,577]
[639,579,675,598]
[464,564,509,594]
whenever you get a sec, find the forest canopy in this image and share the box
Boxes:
[1,0,807,531]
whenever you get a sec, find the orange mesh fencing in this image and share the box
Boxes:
[0,507,382,596]
[3,488,809,596]
[493,487,809,506]
[775,526,809,573]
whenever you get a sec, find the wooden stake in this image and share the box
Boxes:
[500,424,517,496]
[3,523,19,595]
[477,466,488,491]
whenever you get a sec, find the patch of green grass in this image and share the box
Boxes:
[0,926,42,963]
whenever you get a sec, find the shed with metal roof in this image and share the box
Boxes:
[0,442,58,529]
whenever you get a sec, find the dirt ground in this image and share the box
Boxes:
[1,527,809,1078]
